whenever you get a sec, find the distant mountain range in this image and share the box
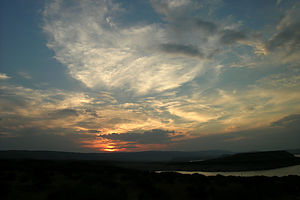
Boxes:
[114,150,300,172]
[287,149,300,155]
[182,150,300,171]
[1,149,300,172]
[0,150,231,162]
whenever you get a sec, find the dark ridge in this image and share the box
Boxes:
[201,150,296,163]
[0,150,230,162]
[1,150,299,172]
[172,150,300,172]
[287,149,300,155]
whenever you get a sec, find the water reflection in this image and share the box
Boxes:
[158,165,300,177]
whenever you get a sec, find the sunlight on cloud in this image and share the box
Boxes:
[168,106,219,123]
[43,0,206,94]
[81,138,169,152]
[0,83,185,150]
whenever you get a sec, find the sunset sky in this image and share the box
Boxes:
[0,0,299,152]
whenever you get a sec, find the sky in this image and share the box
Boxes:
[0,0,299,152]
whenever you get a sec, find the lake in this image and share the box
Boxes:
[158,165,300,177]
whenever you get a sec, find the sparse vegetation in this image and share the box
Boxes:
[1,160,300,200]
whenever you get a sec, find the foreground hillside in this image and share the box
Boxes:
[1,160,300,200]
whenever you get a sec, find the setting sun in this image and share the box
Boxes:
[103,144,118,152]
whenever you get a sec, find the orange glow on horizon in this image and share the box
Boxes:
[103,144,118,152]
[80,138,129,152]
[80,138,169,152]
[104,148,117,152]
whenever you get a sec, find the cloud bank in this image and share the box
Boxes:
[98,129,179,144]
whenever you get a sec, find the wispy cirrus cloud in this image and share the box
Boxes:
[42,0,265,95]
[42,0,208,94]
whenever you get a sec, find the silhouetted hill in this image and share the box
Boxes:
[170,150,300,171]
[108,150,300,172]
[202,150,296,163]
[2,150,299,172]
[287,149,300,155]
[0,150,230,162]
